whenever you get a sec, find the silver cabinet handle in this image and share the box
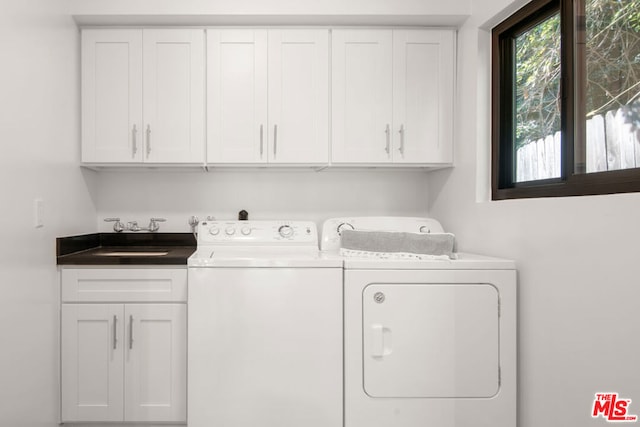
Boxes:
[132,125,138,158]
[113,315,118,350]
[259,124,264,158]
[273,125,278,157]
[385,124,391,157]
[146,125,151,158]
[399,124,405,157]
[129,315,134,350]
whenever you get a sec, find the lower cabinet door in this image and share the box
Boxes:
[61,304,125,422]
[124,304,187,422]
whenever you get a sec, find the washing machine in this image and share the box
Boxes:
[188,220,343,427]
[321,217,517,427]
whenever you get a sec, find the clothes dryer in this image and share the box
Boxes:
[321,217,517,427]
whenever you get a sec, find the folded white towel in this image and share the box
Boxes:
[340,229,456,260]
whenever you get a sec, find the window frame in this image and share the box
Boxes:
[491,0,640,200]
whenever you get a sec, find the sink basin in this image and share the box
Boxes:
[96,251,169,257]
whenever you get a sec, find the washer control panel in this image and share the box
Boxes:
[198,220,317,245]
[320,217,446,252]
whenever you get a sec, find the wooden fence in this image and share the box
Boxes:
[516,108,640,182]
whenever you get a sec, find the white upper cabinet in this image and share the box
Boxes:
[81,29,205,164]
[143,30,205,163]
[81,27,454,168]
[82,30,143,163]
[332,30,394,163]
[207,29,329,165]
[392,30,455,164]
[267,30,329,164]
[332,29,455,165]
[207,30,268,164]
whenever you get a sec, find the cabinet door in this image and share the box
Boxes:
[207,30,268,164]
[61,304,124,422]
[81,29,143,163]
[124,304,187,422]
[332,30,393,163]
[268,30,329,164]
[143,30,205,164]
[393,30,455,164]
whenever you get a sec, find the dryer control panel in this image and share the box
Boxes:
[320,217,445,252]
[198,220,317,246]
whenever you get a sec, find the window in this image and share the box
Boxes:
[492,0,640,199]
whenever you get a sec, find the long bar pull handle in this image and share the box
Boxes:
[273,124,278,158]
[113,315,117,350]
[129,315,134,350]
[385,124,391,157]
[259,124,264,158]
[132,125,138,158]
[399,124,405,157]
[146,125,151,158]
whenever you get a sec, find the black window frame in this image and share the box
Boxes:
[492,0,640,200]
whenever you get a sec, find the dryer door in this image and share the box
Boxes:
[362,283,499,398]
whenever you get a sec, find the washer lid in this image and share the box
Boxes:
[188,247,342,268]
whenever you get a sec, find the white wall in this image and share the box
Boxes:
[0,1,97,426]
[94,169,429,232]
[68,0,471,26]
[429,1,640,426]
[68,0,468,15]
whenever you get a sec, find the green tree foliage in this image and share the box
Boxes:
[515,13,561,149]
[586,0,640,115]
[515,0,640,149]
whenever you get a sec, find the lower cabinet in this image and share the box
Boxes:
[60,268,187,423]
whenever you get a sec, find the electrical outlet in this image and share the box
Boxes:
[34,199,44,228]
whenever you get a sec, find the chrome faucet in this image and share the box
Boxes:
[104,217,166,232]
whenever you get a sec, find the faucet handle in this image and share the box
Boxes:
[104,218,124,233]
[148,217,166,232]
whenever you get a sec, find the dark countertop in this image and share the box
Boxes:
[57,233,196,265]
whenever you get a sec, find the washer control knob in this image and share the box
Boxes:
[419,225,431,233]
[209,227,220,236]
[278,225,294,238]
[337,222,355,236]
[225,227,236,236]
[241,226,251,236]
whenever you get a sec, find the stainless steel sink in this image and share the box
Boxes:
[96,251,169,257]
